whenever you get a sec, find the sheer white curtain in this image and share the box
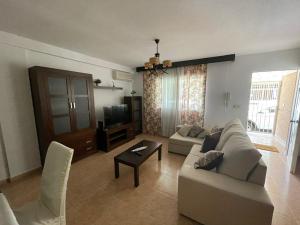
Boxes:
[161,65,207,137]
[161,68,182,137]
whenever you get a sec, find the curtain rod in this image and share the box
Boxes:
[136,54,235,72]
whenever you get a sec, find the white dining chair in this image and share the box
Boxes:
[0,192,19,225]
[13,141,74,225]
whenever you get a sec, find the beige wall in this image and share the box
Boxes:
[0,31,133,181]
[275,72,297,144]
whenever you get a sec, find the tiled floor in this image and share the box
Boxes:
[248,131,286,150]
[1,134,300,225]
[249,131,300,225]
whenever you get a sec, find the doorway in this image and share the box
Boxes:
[247,70,298,149]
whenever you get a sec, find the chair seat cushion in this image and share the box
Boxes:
[14,201,60,225]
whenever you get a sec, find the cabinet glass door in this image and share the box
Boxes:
[48,76,72,135]
[72,78,91,130]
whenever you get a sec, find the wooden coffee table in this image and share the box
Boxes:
[114,140,162,187]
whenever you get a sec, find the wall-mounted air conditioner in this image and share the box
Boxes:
[112,70,133,82]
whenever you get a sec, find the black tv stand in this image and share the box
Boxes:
[97,122,135,152]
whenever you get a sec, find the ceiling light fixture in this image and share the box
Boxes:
[144,39,172,75]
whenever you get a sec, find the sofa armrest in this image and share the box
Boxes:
[248,159,267,186]
[178,162,274,225]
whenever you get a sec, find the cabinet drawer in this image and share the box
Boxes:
[75,142,96,156]
[71,134,95,147]
[54,129,96,150]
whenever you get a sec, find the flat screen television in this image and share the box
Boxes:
[103,104,129,128]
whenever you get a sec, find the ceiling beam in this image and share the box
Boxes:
[136,54,235,72]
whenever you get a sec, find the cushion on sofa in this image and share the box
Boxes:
[201,131,222,153]
[196,129,210,139]
[188,126,204,138]
[194,151,224,170]
[211,126,224,133]
[178,125,193,137]
[217,134,262,181]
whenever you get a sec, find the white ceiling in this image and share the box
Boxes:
[0,0,300,67]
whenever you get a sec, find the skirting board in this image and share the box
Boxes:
[0,178,10,186]
[0,167,42,185]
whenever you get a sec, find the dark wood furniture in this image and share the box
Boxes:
[114,140,162,187]
[124,96,142,134]
[97,123,135,152]
[94,85,123,90]
[29,66,97,164]
[136,54,235,72]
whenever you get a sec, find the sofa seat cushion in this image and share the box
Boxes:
[189,145,203,157]
[169,132,204,147]
[218,134,262,181]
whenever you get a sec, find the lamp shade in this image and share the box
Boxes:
[150,57,160,65]
[163,60,172,68]
[144,62,153,69]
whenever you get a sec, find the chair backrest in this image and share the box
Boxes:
[40,141,73,218]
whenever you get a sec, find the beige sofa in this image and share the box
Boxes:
[168,125,205,155]
[176,119,274,225]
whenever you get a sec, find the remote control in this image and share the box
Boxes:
[131,146,147,152]
[135,152,142,156]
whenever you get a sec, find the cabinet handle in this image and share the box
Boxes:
[69,102,73,109]
[73,102,76,109]
[86,140,92,144]
[86,146,93,151]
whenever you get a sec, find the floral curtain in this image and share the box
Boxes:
[143,64,207,136]
[178,64,207,126]
[143,72,162,135]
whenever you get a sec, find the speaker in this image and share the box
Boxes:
[98,121,104,131]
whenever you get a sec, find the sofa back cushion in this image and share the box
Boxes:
[217,134,262,181]
[215,118,246,150]
[222,118,243,134]
[177,125,193,137]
